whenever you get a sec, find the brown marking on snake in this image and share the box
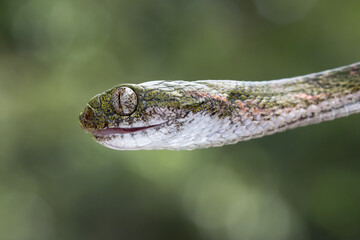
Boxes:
[187,91,228,103]
[350,67,359,76]
[297,93,330,102]
[236,100,245,108]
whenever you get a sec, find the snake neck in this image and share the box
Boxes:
[190,63,360,143]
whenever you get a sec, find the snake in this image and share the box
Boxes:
[79,62,360,150]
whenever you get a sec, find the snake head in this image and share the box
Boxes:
[79,85,140,132]
[79,81,208,150]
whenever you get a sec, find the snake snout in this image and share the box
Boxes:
[79,106,94,130]
[79,105,107,132]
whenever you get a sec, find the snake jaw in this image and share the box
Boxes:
[91,121,168,137]
[91,120,180,150]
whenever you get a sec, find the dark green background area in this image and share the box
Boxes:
[1,0,360,239]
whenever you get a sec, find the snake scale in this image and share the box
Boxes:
[79,62,360,150]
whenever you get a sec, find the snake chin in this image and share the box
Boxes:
[90,120,178,150]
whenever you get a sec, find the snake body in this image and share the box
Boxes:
[79,62,360,150]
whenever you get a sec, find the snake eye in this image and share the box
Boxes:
[111,87,138,115]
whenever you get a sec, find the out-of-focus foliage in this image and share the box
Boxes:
[1,0,360,239]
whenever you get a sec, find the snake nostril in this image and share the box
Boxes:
[83,107,94,122]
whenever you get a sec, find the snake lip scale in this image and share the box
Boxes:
[92,121,168,137]
[79,62,360,150]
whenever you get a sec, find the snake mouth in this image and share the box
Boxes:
[92,122,167,137]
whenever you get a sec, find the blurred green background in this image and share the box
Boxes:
[1,0,360,239]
